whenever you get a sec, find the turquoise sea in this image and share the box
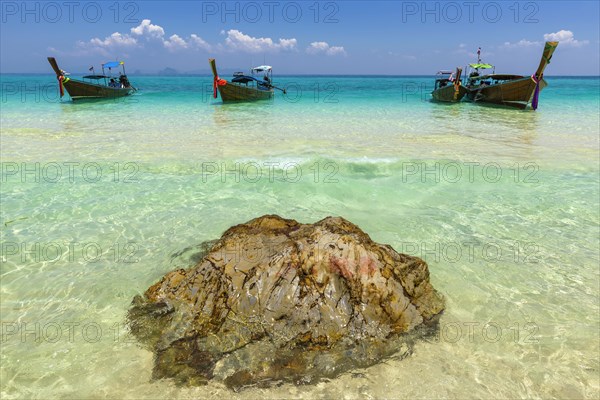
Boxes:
[1,75,599,399]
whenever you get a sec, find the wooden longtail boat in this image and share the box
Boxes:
[464,41,559,110]
[47,57,136,101]
[209,58,277,103]
[431,67,467,102]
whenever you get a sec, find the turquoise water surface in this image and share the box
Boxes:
[1,75,599,399]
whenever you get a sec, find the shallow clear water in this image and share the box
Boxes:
[1,75,599,399]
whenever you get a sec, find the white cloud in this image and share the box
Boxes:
[307,41,329,53]
[326,46,346,56]
[502,39,541,48]
[503,31,589,49]
[80,20,212,53]
[223,30,297,53]
[130,19,165,39]
[306,41,347,56]
[84,20,162,51]
[163,34,188,51]
[278,38,298,51]
[189,34,211,51]
[543,30,588,47]
[163,33,212,52]
[88,32,138,48]
[77,22,316,57]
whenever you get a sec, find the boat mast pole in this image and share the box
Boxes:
[47,57,63,77]
[209,59,219,78]
[534,41,559,79]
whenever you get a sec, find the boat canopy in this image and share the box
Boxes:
[471,74,524,81]
[232,75,262,84]
[252,65,272,72]
[82,75,109,80]
[102,61,124,68]
[469,63,494,69]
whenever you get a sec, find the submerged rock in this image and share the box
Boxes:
[128,215,445,390]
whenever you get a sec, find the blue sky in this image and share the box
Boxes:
[1,1,599,75]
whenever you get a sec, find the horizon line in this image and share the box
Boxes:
[1,73,599,77]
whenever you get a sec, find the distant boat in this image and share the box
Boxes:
[209,58,284,103]
[464,41,559,110]
[431,67,467,102]
[47,57,136,101]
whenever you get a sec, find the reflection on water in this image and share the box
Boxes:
[211,100,276,129]
[423,100,541,161]
[429,101,466,122]
[463,105,540,144]
[56,98,142,137]
[463,104,540,126]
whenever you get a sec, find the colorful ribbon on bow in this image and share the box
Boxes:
[453,80,461,100]
[57,75,70,98]
[58,75,65,97]
[213,76,227,98]
[531,74,541,110]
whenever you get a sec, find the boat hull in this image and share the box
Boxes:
[217,82,274,103]
[64,79,134,101]
[432,85,468,102]
[465,77,547,109]
[209,58,274,103]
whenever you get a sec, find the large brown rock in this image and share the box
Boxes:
[128,215,445,389]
